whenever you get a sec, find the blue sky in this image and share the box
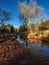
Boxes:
[0,0,49,28]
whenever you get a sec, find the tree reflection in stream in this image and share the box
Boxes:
[16,37,49,64]
[31,40,49,58]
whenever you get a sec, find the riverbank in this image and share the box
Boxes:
[0,39,30,65]
[27,32,49,42]
[0,34,16,42]
[0,39,49,65]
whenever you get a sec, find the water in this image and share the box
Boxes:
[31,41,49,65]
[16,38,49,57]
[16,38,49,64]
[32,42,49,57]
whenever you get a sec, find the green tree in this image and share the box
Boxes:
[39,20,49,30]
[7,24,14,33]
[1,24,6,33]
[18,25,28,41]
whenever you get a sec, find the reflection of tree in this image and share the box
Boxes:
[41,42,49,47]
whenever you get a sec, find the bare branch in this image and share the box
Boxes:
[0,9,12,24]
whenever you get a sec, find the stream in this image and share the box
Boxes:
[16,37,49,64]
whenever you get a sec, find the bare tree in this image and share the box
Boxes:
[18,0,44,33]
[0,9,12,24]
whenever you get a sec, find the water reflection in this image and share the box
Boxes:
[16,37,49,58]
[30,40,49,64]
[31,40,49,57]
[16,37,49,64]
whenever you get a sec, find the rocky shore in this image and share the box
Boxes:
[0,39,33,65]
[0,39,49,65]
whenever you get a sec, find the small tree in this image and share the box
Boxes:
[1,24,5,33]
[18,25,28,41]
[7,24,14,33]
[0,9,12,24]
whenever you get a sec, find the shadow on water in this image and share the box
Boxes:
[16,37,49,65]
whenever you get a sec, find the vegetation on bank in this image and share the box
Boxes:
[0,24,17,42]
[0,24,17,34]
[39,20,49,30]
[18,20,49,40]
[0,0,49,65]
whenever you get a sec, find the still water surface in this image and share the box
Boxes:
[16,38,49,64]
